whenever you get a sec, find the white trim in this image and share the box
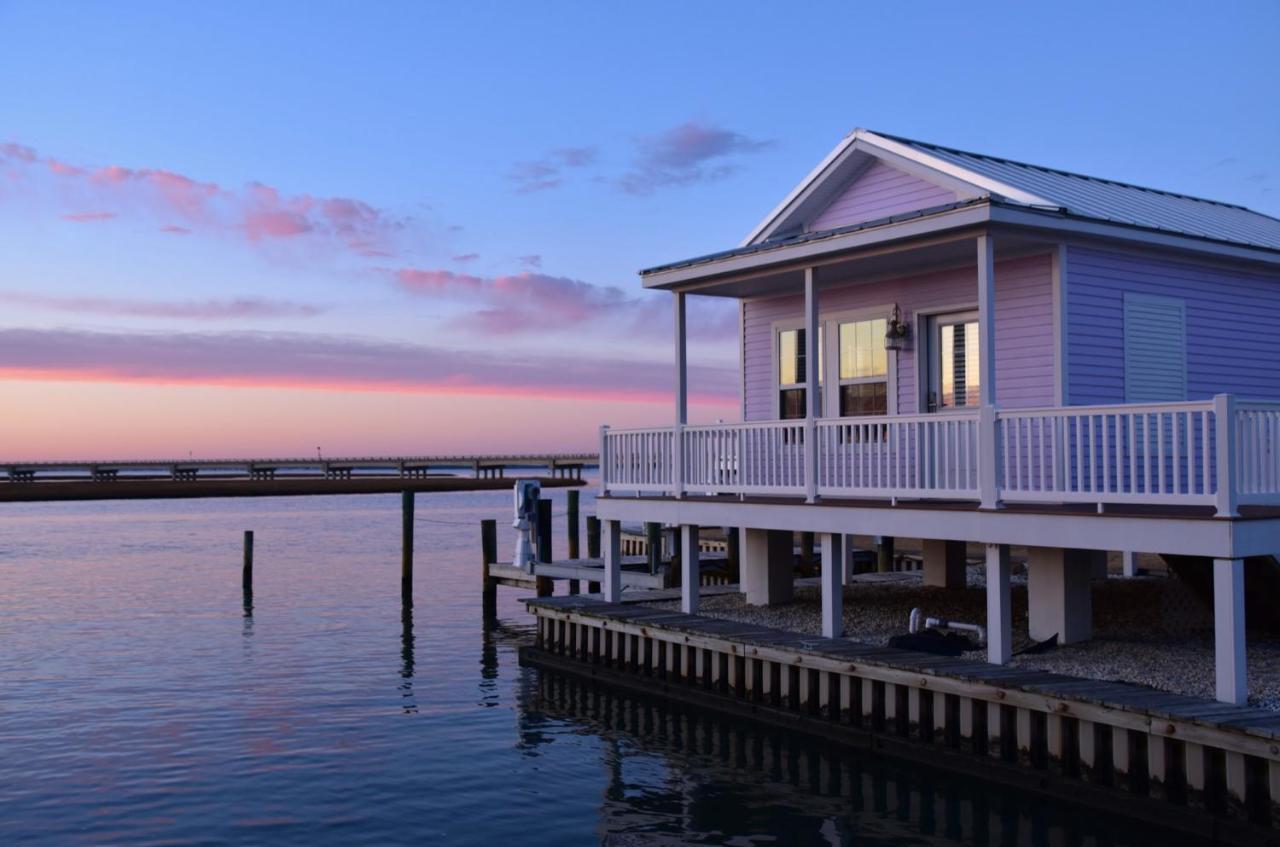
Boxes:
[738,298,746,421]
[743,129,1057,247]
[1051,243,1068,406]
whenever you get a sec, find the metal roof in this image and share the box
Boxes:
[880,131,1280,253]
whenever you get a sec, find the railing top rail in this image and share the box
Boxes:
[1236,400,1280,412]
[816,411,980,426]
[602,426,675,436]
[998,399,1215,418]
[682,419,804,432]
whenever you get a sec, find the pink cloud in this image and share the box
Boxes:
[62,211,117,223]
[618,120,773,194]
[4,140,409,258]
[0,327,738,405]
[0,292,326,320]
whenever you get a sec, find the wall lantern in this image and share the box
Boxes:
[884,304,911,351]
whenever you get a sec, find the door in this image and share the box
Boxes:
[925,310,980,491]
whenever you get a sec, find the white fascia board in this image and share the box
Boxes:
[855,130,1058,209]
[741,131,860,247]
[643,203,992,290]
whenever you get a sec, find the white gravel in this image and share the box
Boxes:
[645,569,1280,711]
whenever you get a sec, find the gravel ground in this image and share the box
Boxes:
[645,569,1280,711]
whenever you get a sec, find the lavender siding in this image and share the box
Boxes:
[1066,245,1280,405]
[742,254,1055,420]
[809,159,956,232]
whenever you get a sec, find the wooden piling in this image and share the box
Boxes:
[567,489,580,560]
[536,498,553,597]
[645,521,662,574]
[481,518,497,615]
[242,530,254,591]
[726,527,740,583]
[877,535,895,573]
[800,531,816,576]
[587,516,601,558]
[401,491,414,601]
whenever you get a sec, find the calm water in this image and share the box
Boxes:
[0,484,1212,845]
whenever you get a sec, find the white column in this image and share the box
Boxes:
[1214,394,1238,517]
[602,519,623,603]
[922,539,967,589]
[1027,547,1093,644]
[820,533,844,638]
[1214,557,1247,704]
[804,267,819,503]
[673,291,688,498]
[741,528,794,606]
[1121,550,1138,578]
[985,543,1012,664]
[976,235,999,509]
[681,524,700,614]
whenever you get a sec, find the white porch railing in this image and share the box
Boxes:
[599,395,1280,515]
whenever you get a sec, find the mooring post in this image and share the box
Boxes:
[645,521,662,575]
[586,515,601,558]
[480,518,497,616]
[566,489,581,595]
[877,535,895,573]
[242,530,254,591]
[401,491,414,602]
[535,498,554,597]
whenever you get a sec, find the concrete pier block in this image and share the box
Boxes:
[742,528,794,606]
[985,544,1012,664]
[922,539,967,588]
[680,524,700,614]
[1027,547,1094,644]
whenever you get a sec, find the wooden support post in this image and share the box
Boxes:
[603,519,622,602]
[877,535,895,574]
[401,491,414,602]
[242,530,254,591]
[645,521,662,574]
[986,543,1012,664]
[726,527,740,583]
[480,518,497,616]
[820,533,843,638]
[586,516,601,559]
[1214,557,1247,704]
[681,524,700,614]
[536,498,553,597]
[567,489,580,560]
[799,531,816,576]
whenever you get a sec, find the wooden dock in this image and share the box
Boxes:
[523,594,1280,841]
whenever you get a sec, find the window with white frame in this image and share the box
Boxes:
[837,317,888,416]
[777,327,822,419]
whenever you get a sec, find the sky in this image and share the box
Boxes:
[1,0,1277,459]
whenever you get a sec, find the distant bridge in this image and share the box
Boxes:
[0,453,596,502]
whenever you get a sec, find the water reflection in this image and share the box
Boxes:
[518,666,1214,847]
[399,601,417,714]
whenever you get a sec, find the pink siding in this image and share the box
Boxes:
[742,255,1054,420]
[809,158,957,232]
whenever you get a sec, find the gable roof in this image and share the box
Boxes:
[743,128,1280,254]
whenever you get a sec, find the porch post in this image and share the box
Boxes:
[680,524,700,614]
[804,267,819,503]
[674,291,688,498]
[820,532,844,638]
[602,519,623,603]
[1214,393,1238,517]
[977,235,999,509]
[1213,557,1247,704]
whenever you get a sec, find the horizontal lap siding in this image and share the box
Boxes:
[810,159,957,231]
[741,255,1054,420]
[1066,245,1280,404]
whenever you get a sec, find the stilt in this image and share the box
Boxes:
[820,533,844,638]
[877,535,895,573]
[603,519,622,602]
[741,529,793,605]
[401,491,414,602]
[799,531,816,576]
[922,539,966,588]
[567,489,580,560]
[242,530,254,592]
[1027,547,1093,644]
[681,525,700,614]
[726,527,740,584]
[985,543,1011,664]
[1214,557,1247,704]
[480,519,497,616]
[535,498,553,597]
[586,516,601,558]
[645,522,662,574]
[1121,550,1138,577]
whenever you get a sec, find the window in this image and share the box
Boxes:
[1123,293,1186,402]
[778,327,822,419]
[927,311,980,411]
[837,318,888,416]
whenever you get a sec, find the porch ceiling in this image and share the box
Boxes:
[672,229,1056,299]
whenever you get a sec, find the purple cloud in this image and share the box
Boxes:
[0,327,738,405]
[508,145,599,193]
[618,120,773,195]
[0,292,326,320]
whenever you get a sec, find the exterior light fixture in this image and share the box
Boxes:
[884,304,911,351]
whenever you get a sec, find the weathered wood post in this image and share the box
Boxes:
[585,515,602,593]
[566,489,581,595]
[645,521,662,575]
[586,516,601,558]
[877,535,895,573]
[726,527,740,584]
[536,498,554,597]
[401,491,414,602]
[480,518,497,616]
[800,531,816,577]
[242,530,254,591]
